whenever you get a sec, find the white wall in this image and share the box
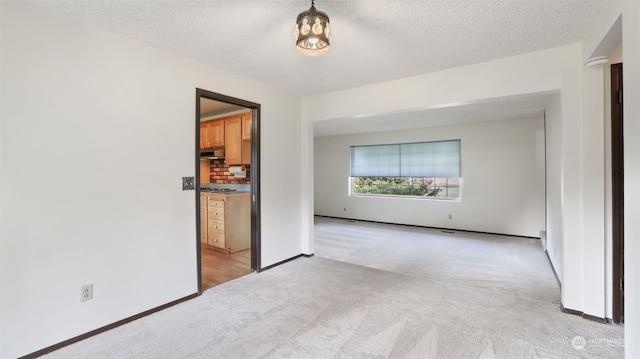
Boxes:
[314,118,545,238]
[300,116,315,255]
[581,2,640,357]
[302,45,579,124]
[627,4,640,356]
[544,94,564,284]
[0,3,302,358]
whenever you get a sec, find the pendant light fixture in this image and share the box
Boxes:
[294,0,331,56]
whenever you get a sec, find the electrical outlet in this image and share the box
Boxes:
[343,207,346,212]
[81,284,93,302]
[448,214,452,220]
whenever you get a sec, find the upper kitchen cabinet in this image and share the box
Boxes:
[241,113,251,165]
[241,114,251,140]
[225,112,251,165]
[200,119,224,149]
[224,116,242,165]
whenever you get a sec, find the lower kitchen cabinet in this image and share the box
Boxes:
[202,191,250,253]
[200,194,208,245]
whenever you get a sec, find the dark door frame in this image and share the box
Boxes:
[611,63,624,323]
[195,88,261,294]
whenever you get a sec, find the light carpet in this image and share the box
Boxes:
[42,217,623,358]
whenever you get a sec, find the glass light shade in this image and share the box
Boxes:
[295,2,330,56]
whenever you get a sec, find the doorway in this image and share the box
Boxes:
[195,89,261,293]
[611,63,624,323]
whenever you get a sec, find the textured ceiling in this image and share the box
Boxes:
[25,1,603,137]
[27,0,603,97]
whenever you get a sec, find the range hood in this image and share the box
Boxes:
[201,146,225,159]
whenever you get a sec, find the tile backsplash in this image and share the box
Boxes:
[208,159,251,184]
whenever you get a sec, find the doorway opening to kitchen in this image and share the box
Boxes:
[196,88,261,293]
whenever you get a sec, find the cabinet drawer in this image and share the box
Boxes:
[208,207,225,221]
[208,198,225,208]
[208,220,224,234]
[208,233,226,249]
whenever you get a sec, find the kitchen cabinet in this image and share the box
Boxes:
[241,139,251,165]
[224,116,242,165]
[203,192,250,253]
[203,112,250,165]
[200,194,208,245]
[224,112,251,165]
[199,123,208,149]
[241,114,251,165]
[200,159,211,183]
[242,115,251,140]
[200,119,224,149]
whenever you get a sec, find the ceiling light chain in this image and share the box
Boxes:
[294,0,331,56]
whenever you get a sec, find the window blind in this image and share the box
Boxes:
[350,140,461,178]
[400,140,461,177]
[350,144,401,177]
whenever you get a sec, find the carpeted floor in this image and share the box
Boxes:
[42,217,624,358]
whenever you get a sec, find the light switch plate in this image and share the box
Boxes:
[182,177,195,190]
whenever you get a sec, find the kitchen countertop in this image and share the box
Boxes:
[200,184,250,192]
[200,190,250,197]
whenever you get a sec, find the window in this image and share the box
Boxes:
[350,140,461,200]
